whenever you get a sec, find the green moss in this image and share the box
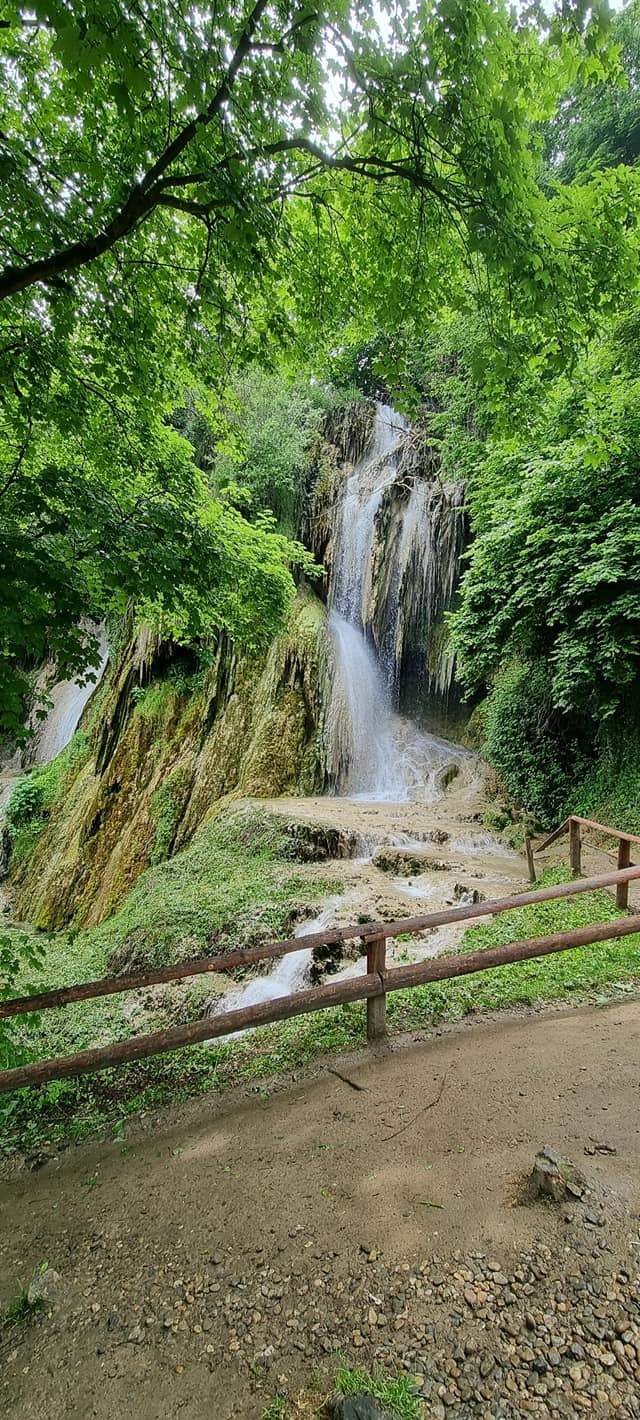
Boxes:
[131,680,178,722]
[91,803,334,972]
[149,766,192,865]
[6,731,90,829]
[11,593,328,929]
[239,590,328,797]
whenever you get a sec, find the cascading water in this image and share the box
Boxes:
[210,899,342,1038]
[327,613,404,797]
[24,622,109,767]
[327,405,407,797]
[326,403,464,800]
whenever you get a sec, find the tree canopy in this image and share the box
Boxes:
[0,0,631,739]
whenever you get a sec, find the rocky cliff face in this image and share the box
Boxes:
[309,401,465,702]
[10,593,330,928]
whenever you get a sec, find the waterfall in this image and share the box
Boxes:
[24,622,109,767]
[327,611,406,797]
[326,403,464,800]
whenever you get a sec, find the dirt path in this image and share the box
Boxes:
[2,997,640,1418]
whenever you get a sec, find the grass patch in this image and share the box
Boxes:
[94,802,338,973]
[262,1400,287,1420]
[1,1288,44,1330]
[2,867,640,1159]
[334,1364,421,1418]
[259,1364,421,1418]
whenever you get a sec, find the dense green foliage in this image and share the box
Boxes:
[0,0,621,737]
[546,2,640,180]
[443,288,640,819]
[452,313,640,722]
[177,367,336,530]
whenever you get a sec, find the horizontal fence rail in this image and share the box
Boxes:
[3,865,640,1021]
[2,819,640,1095]
[533,815,639,908]
[1,913,639,1094]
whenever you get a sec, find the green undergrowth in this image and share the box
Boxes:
[475,665,640,835]
[4,729,91,868]
[2,868,640,1158]
[569,718,640,837]
[87,803,338,973]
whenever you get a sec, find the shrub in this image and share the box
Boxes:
[4,777,45,839]
[482,661,591,825]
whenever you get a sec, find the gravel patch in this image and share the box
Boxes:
[4,1210,639,1418]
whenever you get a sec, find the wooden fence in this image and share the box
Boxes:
[1,830,640,1095]
[530,815,640,908]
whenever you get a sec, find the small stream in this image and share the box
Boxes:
[212,900,343,1038]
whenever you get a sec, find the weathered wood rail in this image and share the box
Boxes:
[530,815,640,909]
[2,832,640,1095]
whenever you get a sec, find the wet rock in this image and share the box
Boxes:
[453,883,485,905]
[373,849,449,876]
[531,1146,587,1203]
[283,822,359,862]
[0,824,11,878]
[332,1398,393,1420]
[309,940,344,984]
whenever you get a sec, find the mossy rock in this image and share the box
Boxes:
[10,592,330,928]
[372,848,449,876]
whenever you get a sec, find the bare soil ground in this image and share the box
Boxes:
[2,997,640,1418]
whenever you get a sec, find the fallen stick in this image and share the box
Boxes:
[327,1066,367,1092]
[381,1072,448,1141]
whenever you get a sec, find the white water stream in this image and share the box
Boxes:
[25,622,109,767]
[212,900,344,1037]
[211,406,474,1026]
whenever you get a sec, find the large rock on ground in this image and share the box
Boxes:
[27,1266,63,1308]
[531,1146,587,1202]
[333,1399,393,1420]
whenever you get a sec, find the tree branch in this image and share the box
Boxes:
[0,1,472,304]
[0,0,271,302]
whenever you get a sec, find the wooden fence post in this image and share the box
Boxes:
[617,838,631,909]
[366,934,386,1042]
[525,836,536,884]
[569,818,582,876]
